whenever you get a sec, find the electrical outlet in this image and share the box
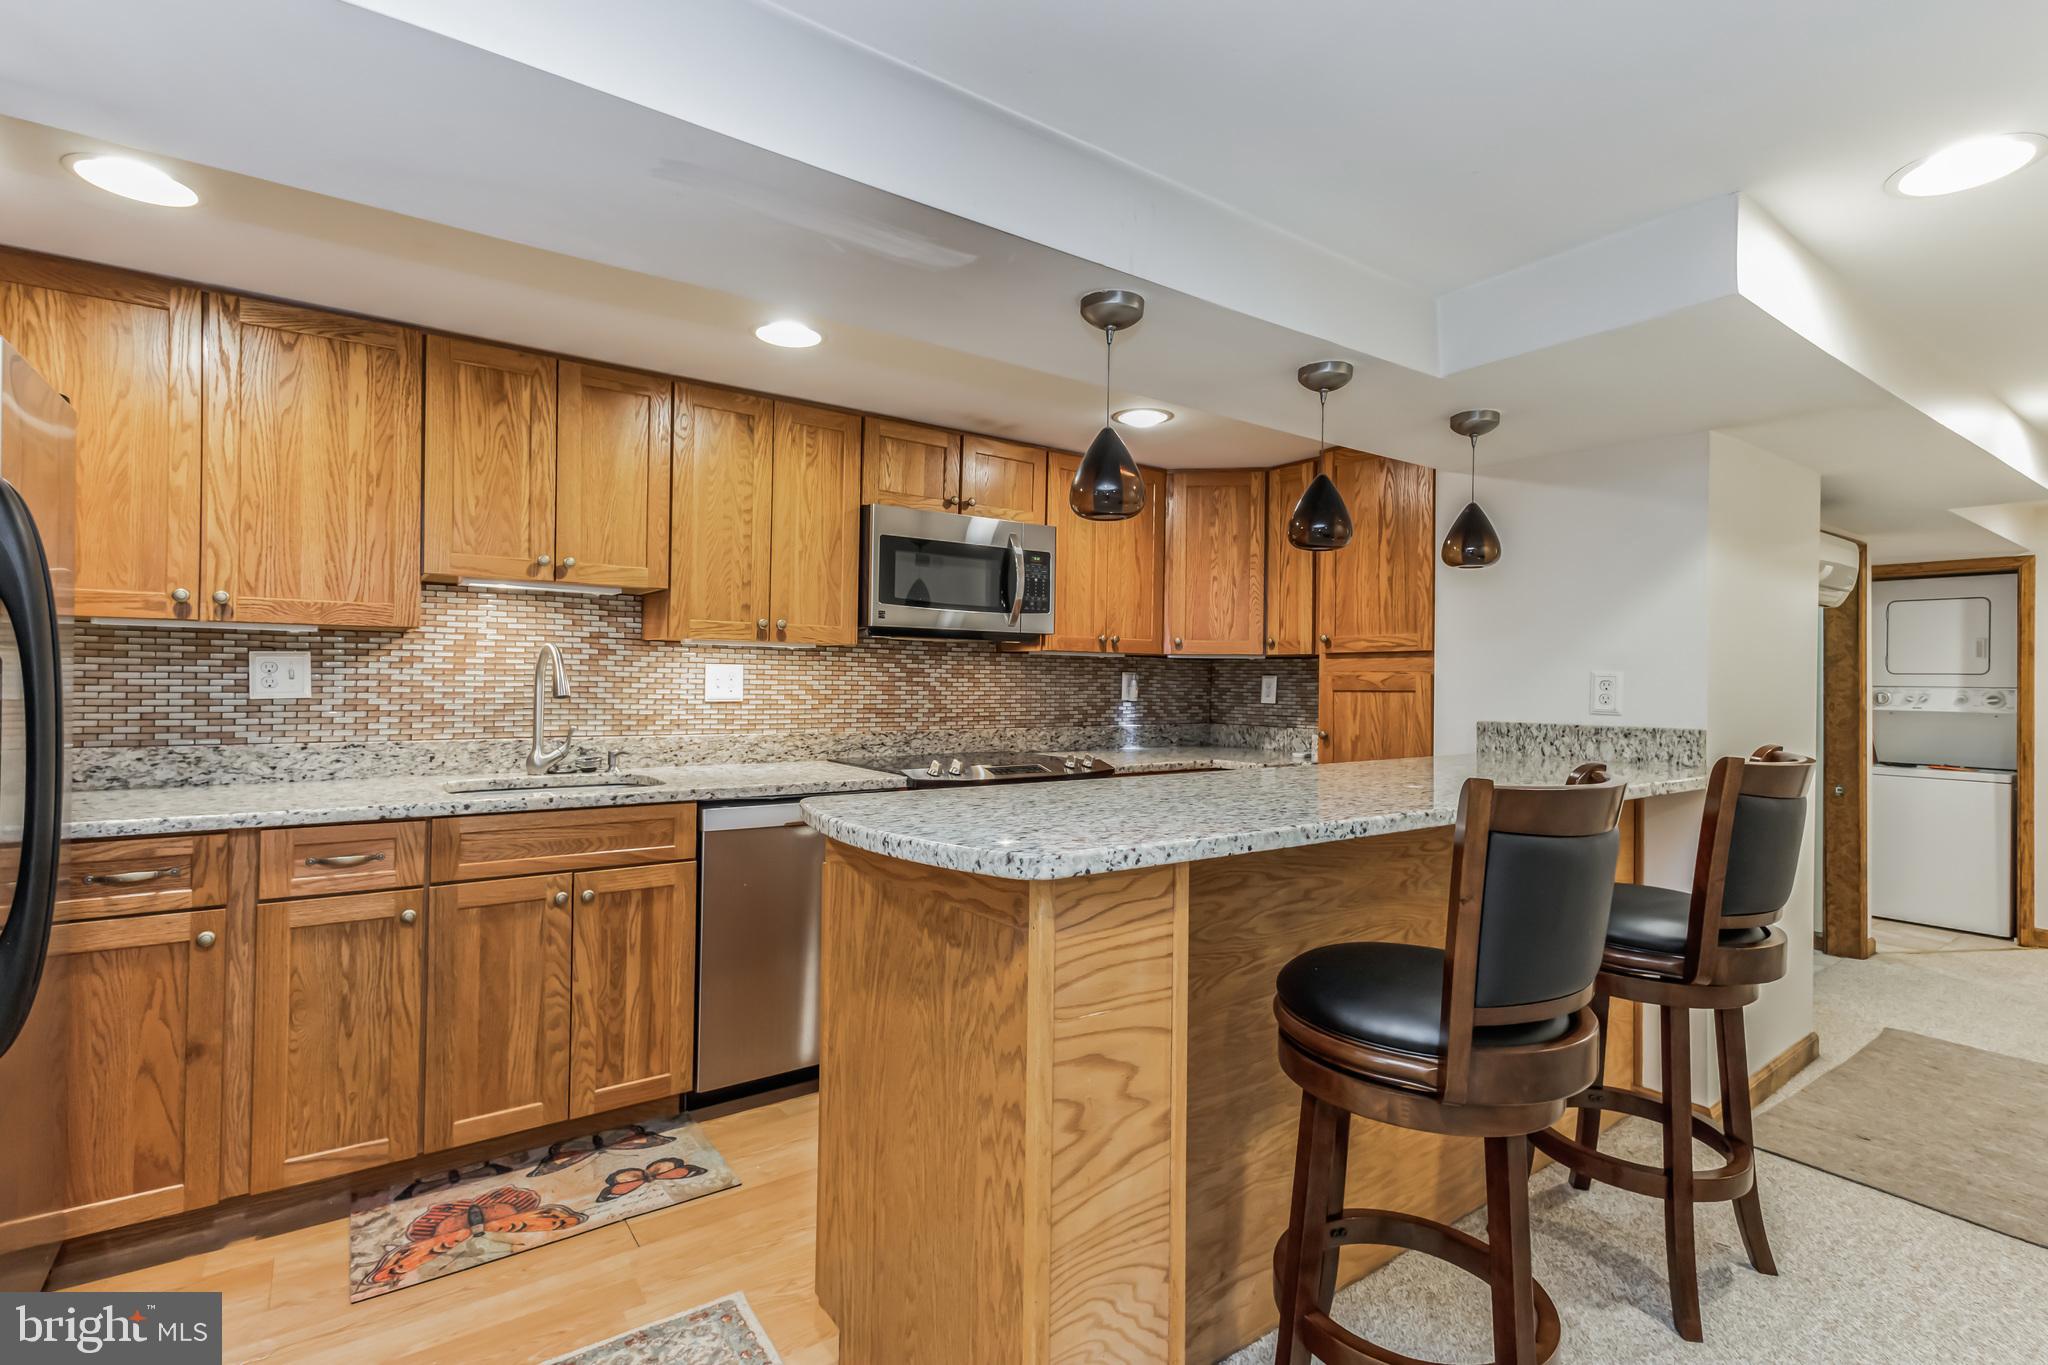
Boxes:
[1260,675,1278,705]
[1590,670,1623,717]
[1120,671,1139,703]
[248,651,312,699]
[704,663,745,702]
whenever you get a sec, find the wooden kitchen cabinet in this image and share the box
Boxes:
[251,891,424,1191]
[1166,468,1265,655]
[424,336,557,583]
[1314,448,1435,653]
[555,361,671,591]
[423,873,573,1151]
[55,832,229,922]
[0,909,224,1252]
[0,248,203,620]
[1034,452,1165,653]
[862,417,959,514]
[569,863,695,1115]
[1264,459,1317,655]
[1317,656,1434,763]
[1038,450,1106,652]
[769,401,863,646]
[203,295,422,627]
[959,436,1048,522]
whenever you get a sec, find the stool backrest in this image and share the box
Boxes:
[1439,762,1627,1103]
[1681,744,1816,982]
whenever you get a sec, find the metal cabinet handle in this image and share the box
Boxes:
[537,554,552,567]
[82,866,183,886]
[756,618,769,630]
[399,908,417,925]
[212,589,231,606]
[305,852,386,868]
[1319,633,1331,645]
[960,496,977,509]
[579,888,596,904]
[1266,637,1276,649]
[776,618,788,631]
[942,495,958,508]
[1097,633,1108,646]
[1173,636,1183,648]
[553,891,569,906]
[560,556,577,569]
[170,587,191,604]
[195,930,217,949]
[1318,729,1330,741]
[1110,634,1121,648]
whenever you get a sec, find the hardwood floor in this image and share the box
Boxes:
[61,1092,839,1364]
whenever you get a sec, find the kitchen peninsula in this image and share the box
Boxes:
[800,753,1708,1363]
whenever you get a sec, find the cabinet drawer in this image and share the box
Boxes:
[430,804,698,882]
[258,821,426,900]
[56,833,229,922]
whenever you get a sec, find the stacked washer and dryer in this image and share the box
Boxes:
[1870,573,2019,938]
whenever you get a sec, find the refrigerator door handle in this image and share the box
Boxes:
[0,480,64,1058]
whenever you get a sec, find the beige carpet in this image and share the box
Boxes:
[1753,1027,2048,1249]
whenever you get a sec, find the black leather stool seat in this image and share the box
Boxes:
[1606,884,1769,956]
[1276,942,1571,1057]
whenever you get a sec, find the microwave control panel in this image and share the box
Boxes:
[1020,550,1053,614]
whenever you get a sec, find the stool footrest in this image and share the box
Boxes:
[1533,1088,1756,1203]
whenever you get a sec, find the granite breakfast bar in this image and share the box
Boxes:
[800,754,1709,1364]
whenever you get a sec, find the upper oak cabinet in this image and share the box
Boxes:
[645,386,860,646]
[1036,452,1165,654]
[1314,447,1435,654]
[864,421,1048,523]
[1166,468,1265,656]
[0,248,203,620]
[203,295,422,627]
[1264,459,1316,656]
[555,362,672,592]
[958,435,1047,522]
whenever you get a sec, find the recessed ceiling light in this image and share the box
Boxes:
[1886,133,2047,197]
[1112,407,1173,428]
[64,153,198,207]
[754,320,821,348]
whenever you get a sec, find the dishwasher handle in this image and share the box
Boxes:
[701,800,810,833]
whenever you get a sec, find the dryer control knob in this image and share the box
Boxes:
[1986,691,2007,707]
[1874,690,1891,706]
[1956,691,1972,705]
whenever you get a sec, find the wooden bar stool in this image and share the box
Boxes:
[1531,745,1814,1341]
[1271,763,1627,1365]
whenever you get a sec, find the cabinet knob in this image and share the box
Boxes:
[554,891,569,906]
[195,930,217,949]
[170,587,191,604]
[1318,729,1329,741]
[1110,635,1121,648]
[1319,633,1331,645]
[960,497,977,510]
[757,618,769,630]
[1266,637,1276,649]
[776,618,788,632]
[579,888,596,904]
[942,495,958,508]
[212,590,231,607]
[1173,637,1183,648]
[560,556,577,569]
[1097,633,1108,647]
[399,908,417,925]
[537,554,552,567]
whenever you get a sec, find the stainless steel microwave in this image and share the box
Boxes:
[861,504,1055,639]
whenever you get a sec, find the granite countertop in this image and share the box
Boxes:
[1059,745,1309,774]
[800,753,1709,881]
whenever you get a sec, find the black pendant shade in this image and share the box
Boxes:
[1070,425,1146,521]
[1441,500,1502,568]
[1287,472,1353,551]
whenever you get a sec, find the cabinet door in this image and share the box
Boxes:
[862,417,959,513]
[959,436,1046,522]
[1101,466,1169,655]
[1317,657,1434,763]
[0,249,202,619]
[645,383,774,642]
[1166,469,1265,656]
[1314,449,1435,653]
[1264,459,1317,656]
[0,910,223,1252]
[556,362,671,592]
[570,863,694,1115]
[771,402,863,646]
[424,874,572,1151]
[423,336,557,581]
[1038,451,1104,652]
[252,892,423,1191]
[202,295,422,627]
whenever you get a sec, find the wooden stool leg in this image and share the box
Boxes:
[1568,992,1612,1191]
[1276,1092,1351,1365]
[1715,1005,1777,1276]
[1485,1133,1539,1363]
[1660,1004,1703,1341]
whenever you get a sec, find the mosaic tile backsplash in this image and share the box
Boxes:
[71,585,1318,784]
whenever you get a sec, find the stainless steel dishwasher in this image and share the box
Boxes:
[695,800,824,1094]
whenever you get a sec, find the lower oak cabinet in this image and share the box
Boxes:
[569,864,696,1115]
[1317,655,1435,763]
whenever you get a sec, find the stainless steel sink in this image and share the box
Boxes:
[442,772,665,795]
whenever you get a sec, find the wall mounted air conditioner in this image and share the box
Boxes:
[1819,532,1860,608]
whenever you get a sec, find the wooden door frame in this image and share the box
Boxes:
[1870,556,2038,948]
[1819,534,1873,958]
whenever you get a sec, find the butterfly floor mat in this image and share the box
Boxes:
[347,1114,739,1302]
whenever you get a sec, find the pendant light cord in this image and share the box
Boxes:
[1104,326,1115,425]
[1319,389,1328,450]
[1469,431,1479,499]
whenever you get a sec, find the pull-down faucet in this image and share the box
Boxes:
[527,643,572,774]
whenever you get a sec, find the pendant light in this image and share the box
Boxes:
[1287,360,1355,551]
[1442,408,1503,568]
[1070,289,1147,521]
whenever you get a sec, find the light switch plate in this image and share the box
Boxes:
[1590,670,1623,716]
[1120,671,1138,702]
[704,663,745,702]
[249,651,312,699]
[1260,675,1278,705]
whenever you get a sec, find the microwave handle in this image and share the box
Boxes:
[1005,534,1024,626]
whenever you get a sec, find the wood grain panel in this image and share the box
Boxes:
[569,863,693,1115]
[251,892,423,1191]
[770,402,862,645]
[424,874,573,1150]
[0,247,202,618]
[202,295,422,627]
[0,909,224,1253]
[1039,450,1106,653]
[1165,468,1264,656]
[861,417,959,513]
[1820,535,1872,957]
[256,821,426,901]
[644,383,773,642]
[1314,448,1435,653]
[429,803,696,882]
[219,831,258,1200]
[1102,466,1169,656]
[1264,460,1317,656]
[56,833,228,922]
[555,362,671,592]
[961,435,1047,522]
[1318,655,1434,763]
[423,335,557,581]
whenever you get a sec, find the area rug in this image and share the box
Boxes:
[348,1114,740,1301]
[542,1294,782,1364]
[1752,1027,2048,1248]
